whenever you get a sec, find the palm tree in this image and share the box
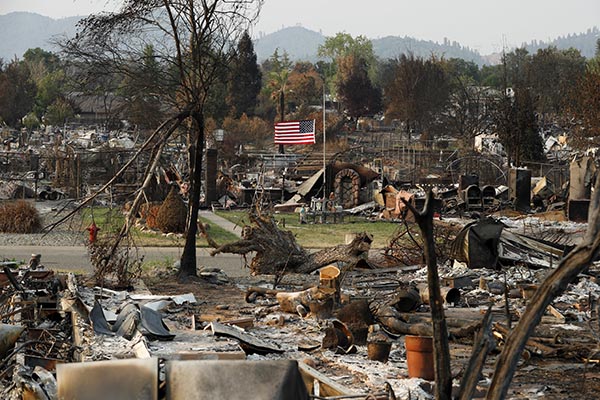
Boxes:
[268,68,289,154]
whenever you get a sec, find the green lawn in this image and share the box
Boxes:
[215,209,403,249]
[79,206,407,249]
[81,207,239,247]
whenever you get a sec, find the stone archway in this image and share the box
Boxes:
[334,168,361,209]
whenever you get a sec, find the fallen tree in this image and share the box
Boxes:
[209,210,372,275]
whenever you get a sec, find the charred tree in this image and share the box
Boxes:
[60,1,262,282]
[179,111,205,280]
[402,190,452,400]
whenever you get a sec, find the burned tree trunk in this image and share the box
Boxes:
[210,212,372,275]
[403,191,452,400]
[179,111,204,281]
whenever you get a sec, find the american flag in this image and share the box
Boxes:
[274,120,316,145]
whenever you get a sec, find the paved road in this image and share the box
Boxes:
[0,211,250,277]
[0,246,251,277]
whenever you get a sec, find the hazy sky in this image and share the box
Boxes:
[1,0,598,54]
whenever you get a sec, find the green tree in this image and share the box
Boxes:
[318,33,376,98]
[480,64,504,88]
[567,68,600,149]
[373,58,397,92]
[226,31,262,118]
[0,60,36,127]
[318,33,375,67]
[336,54,381,120]
[45,98,75,126]
[514,88,544,163]
[264,50,293,153]
[588,38,600,73]
[261,49,291,78]
[117,44,166,129]
[443,65,494,150]
[445,58,480,83]
[35,69,68,116]
[203,63,229,123]
[493,87,544,166]
[504,48,531,88]
[384,54,450,140]
[22,48,60,85]
[529,46,586,116]
[22,112,41,130]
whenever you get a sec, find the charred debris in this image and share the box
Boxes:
[1,127,600,398]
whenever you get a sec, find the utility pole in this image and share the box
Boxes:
[323,79,326,195]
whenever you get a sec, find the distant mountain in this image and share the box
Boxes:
[254,26,326,63]
[522,27,600,58]
[0,12,598,66]
[254,27,486,65]
[371,36,485,65]
[0,12,81,61]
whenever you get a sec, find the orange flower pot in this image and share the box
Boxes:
[405,335,434,381]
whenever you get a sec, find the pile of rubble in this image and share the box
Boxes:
[1,217,600,400]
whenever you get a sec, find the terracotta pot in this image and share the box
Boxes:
[405,335,434,381]
[367,342,391,362]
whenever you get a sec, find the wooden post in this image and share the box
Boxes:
[458,306,494,400]
[402,190,452,400]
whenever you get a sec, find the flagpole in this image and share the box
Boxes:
[323,79,326,196]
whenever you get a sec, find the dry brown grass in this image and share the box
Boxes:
[0,200,41,233]
[139,202,161,230]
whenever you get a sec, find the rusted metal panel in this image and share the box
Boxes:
[57,358,158,400]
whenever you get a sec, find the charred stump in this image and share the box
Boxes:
[210,212,372,275]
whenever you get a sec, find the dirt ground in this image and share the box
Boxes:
[509,361,600,399]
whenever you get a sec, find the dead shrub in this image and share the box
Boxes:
[88,235,143,289]
[156,186,187,233]
[386,219,461,265]
[0,200,42,233]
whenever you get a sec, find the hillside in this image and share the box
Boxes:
[0,12,81,60]
[254,26,326,63]
[371,36,485,65]
[523,27,600,58]
[0,12,598,65]
[254,26,486,64]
